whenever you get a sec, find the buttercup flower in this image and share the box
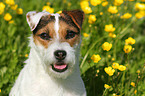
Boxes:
[112,62,119,69]
[88,15,96,24]
[16,8,23,14]
[83,33,89,37]
[42,6,54,13]
[108,6,118,14]
[80,1,89,9]
[118,65,126,71]
[105,24,115,32]
[104,84,111,89]
[135,11,145,19]
[121,13,132,19]
[141,0,145,2]
[136,70,140,74]
[134,90,137,94]
[124,45,132,53]
[114,0,124,6]
[4,13,12,21]
[82,6,92,14]
[102,1,108,7]
[91,54,101,63]
[5,0,15,5]
[100,12,103,15]
[135,3,145,11]
[57,11,62,14]
[131,82,135,87]
[109,33,116,38]
[102,42,112,51]
[9,20,14,24]
[125,37,135,45]
[104,67,115,76]
[0,2,5,14]
[10,4,18,10]
[90,0,102,6]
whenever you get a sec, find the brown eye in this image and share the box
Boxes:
[66,30,76,39]
[39,33,50,40]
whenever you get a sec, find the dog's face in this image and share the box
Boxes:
[26,10,84,78]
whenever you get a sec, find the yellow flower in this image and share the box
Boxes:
[9,20,14,24]
[47,2,51,6]
[141,0,145,2]
[104,67,115,76]
[135,3,145,11]
[121,13,132,19]
[0,2,5,9]
[83,33,89,37]
[127,0,134,1]
[88,15,96,24]
[136,70,140,74]
[0,2,5,14]
[56,11,62,14]
[134,90,137,94]
[104,84,111,89]
[10,4,18,10]
[135,11,145,19]
[82,6,92,14]
[118,65,126,71]
[114,0,124,6]
[80,1,89,9]
[102,1,108,7]
[90,0,102,6]
[5,0,15,5]
[131,82,135,87]
[105,24,115,32]
[112,58,115,61]
[16,8,23,14]
[4,13,12,21]
[102,42,112,51]
[0,89,1,93]
[125,37,135,45]
[91,54,101,63]
[123,45,132,53]
[109,33,116,38]
[42,6,54,13]
[108,6,118,14]
[100,12,103,15]
[112,62,119,69]
[25,54,28,57]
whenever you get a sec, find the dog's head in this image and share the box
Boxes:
[26,10,84,79]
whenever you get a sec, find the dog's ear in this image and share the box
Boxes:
[60,10,85,29]
[26,11,50,31]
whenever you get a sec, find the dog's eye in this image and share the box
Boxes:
[39,33,50,40]
[66,30,76,39]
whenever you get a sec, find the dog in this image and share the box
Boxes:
[9,10,86,96]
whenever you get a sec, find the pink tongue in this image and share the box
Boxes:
[54,64,67,70]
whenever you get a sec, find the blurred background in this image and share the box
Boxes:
[0,0,145,95]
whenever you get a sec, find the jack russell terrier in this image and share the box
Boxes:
[9,10,86,96]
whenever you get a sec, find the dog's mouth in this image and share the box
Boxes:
[51,62,68,73]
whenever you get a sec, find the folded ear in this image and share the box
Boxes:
[26,11,50,31]
[61,10,85,29]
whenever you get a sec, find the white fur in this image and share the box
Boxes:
[9,11,86,96]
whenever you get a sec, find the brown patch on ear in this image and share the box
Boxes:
[60,10,85,29]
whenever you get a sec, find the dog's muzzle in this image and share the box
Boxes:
[51,50,68,73]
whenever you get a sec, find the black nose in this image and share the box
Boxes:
[54,50,67,60]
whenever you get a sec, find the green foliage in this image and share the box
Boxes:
[0,0,145,96]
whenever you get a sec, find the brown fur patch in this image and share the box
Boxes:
[58,20,80,47]
[33,21,56,48]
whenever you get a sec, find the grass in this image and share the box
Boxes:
[0,0,145,96]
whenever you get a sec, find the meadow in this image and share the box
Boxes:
[0,0,145,96]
